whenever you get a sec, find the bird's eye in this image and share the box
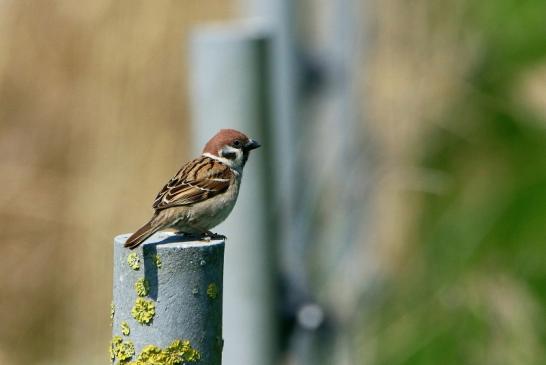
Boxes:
[233,140,242,148]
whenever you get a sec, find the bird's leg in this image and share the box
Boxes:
[197,231,226,241]
[207,231,226,240]
[198,231,213,242]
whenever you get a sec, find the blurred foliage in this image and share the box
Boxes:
[360,1,546,364]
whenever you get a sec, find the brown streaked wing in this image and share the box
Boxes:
[152,156,210,207]
[152,156,232,210]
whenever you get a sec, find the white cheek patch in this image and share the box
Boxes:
[203,149,244,172]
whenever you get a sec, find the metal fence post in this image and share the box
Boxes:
[111,232,225,364]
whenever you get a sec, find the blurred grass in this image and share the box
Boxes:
[361,0,546,364]
[0,1,233,364]
[1,0,545,364]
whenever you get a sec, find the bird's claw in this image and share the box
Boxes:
[199,231,225,241]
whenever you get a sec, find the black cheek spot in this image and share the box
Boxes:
[222,151,237,160]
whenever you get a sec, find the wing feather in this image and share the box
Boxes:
[152,156,232,210]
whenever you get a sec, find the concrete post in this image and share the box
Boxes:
[111,232,224,364]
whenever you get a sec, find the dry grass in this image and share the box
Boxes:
[367,0,478,274]
[0,1,233,363]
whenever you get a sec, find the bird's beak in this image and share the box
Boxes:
[245,139,261,151]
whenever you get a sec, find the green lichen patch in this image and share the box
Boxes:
[127,253,140,270]
[131,298,155,325]
[121,321,130,336]
[127,339,200,365]
[154,254,162,269]
[207,283,218,299]
[110,335,135,363]
[165,340,200,363]
[129,344,161,364]
[134,278,150,297]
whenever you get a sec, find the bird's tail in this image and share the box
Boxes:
[125,219,163,250]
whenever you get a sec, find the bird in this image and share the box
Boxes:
[124,128,260,249]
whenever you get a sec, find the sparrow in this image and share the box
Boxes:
[125,129,260,249]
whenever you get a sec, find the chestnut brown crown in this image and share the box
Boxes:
[202,129,260,156]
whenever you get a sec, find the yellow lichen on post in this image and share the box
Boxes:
[154,254,162,269]
[110,335,135,363]
[134,278,150,297]
[131,298,155,325]
[127,253,140,270]
[126,339,200,365]
[207,283,218,299]
[121,321,131,336]
[111,302,115,326]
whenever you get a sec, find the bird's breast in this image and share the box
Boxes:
[187,176,241,230]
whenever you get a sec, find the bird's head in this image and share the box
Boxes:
[202,129,261,171]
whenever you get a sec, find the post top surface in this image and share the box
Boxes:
[115,232,225,249]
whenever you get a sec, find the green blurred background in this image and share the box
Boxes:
[0,0,544,364]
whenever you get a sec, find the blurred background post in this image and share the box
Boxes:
[0,0,545,364]
[189,23,276,365]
